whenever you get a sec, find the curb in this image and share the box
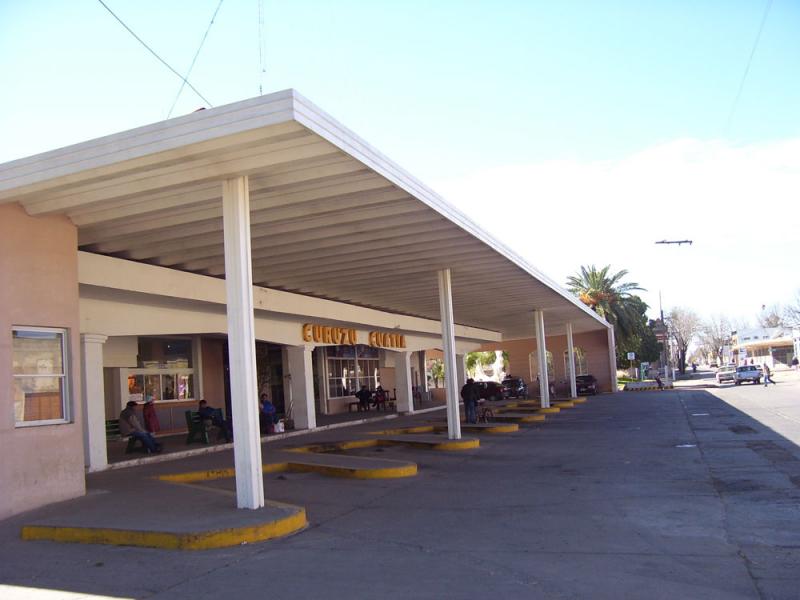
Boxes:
[21,504,308,550]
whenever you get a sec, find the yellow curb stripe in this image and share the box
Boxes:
[369,426,435,435]
[21,506,307,550]
[157,463,290,483]
[538,407,561,414]
[287,462,417,479]
[554,401,575,408]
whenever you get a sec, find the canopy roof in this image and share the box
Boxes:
[0,90,608,338]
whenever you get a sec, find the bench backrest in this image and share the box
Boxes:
[106,419,121,440]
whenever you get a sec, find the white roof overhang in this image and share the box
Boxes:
[0,89,609,339]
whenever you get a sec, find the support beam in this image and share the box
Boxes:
[566,322,578,399]
[287,345,316,430]
[534,310,550,408]
[395,351,414,414]
[438,268,461,440]
[80,334,108,472]
[222,175,264,510]
[607,326,618,392]
[456,353,466,388]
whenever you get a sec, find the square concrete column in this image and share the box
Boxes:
[566,322,578,399]
[222,175,264,510]
[395,351,414,414]
[534,309,550,408]
[456,353,466,387]
[81,334,108,472]
[287,345,316,430]
[438,268,461,440]
[607,326,618,392]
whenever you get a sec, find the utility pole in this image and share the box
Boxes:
[655,239,694,379]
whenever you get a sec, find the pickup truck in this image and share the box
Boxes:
[734,365,762,385]
[716,366,736,385]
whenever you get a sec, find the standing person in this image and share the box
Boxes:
[460,378,479,424]
[142,397,160,434]
[119,401,162,453]
[792,356,799,371]
[763,364,776,386]
[655,374,664,390]
[355,385,372,412]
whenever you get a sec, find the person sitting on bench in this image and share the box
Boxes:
[373,385,387,409]
[198,399,232,442]
[259,393,278,433]
[355,385,372,412]
[120,401,162,453]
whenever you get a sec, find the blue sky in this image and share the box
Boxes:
[1,1,798,323]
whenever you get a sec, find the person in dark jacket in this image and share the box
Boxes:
[460,378,480,424]
[355,385,372,412]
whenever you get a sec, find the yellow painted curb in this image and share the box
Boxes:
[572,397,587,404]
[538,407,561,414]
[369,426,435,435]
[555,401,575,408]
[518,414,546,423]
[430,438,480,451]
[433,423,519,434]
[288,462,417,479]
[21,505,308,550]
[157,463,289,483]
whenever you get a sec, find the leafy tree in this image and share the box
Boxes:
[429,359,444,387]
[566,265,644,340]
[666,307,701,374]
[465,351,496,378]
[614,296,662,365]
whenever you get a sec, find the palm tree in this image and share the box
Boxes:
[566,265,644,339]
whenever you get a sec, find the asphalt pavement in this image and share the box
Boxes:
[1,379,799,599]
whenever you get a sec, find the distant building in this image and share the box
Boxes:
[731,327,795,368]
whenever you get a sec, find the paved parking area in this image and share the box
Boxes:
[1,386,799,599]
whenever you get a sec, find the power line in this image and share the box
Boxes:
[96,0,213,108]
[167,0,225,117]
[726,0,773,133]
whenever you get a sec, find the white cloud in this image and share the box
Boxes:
[434,138,800,323]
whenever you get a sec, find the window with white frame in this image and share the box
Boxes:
[12,327,70,426]
[564,347,588,378]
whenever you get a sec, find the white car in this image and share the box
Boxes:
[734,365,762,385]
[716,366,736,385]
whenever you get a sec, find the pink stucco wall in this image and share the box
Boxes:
[479,329,614,393]
[0,203,85,520]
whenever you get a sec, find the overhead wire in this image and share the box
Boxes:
[725,0,773,133]
[95,0,213,108]
[167,0,225,118]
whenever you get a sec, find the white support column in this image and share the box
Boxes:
[456,353,466,387]
[287,345,316,430]
[80,334,108,472]
[222,175,264,510]
[395,351,414,414]
[607,326,618,392]
[192,335,204,400]
[438,268,462,440]
[419,350,428,392]
[534,310,550,408]
[566,322,578,399]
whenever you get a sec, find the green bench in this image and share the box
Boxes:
[185,410,231,444]
[105,418,143,454]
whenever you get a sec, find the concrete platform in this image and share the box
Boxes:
[21,477,306,550]
[491,412,547,423]
[378,433,480,450]
[374,422,519,434]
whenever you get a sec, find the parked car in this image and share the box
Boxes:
[735,365,762,385]
[575,374,598,395]
[501,376,528,399]
[716,365,736,384]
[475,381,504,401]
[709,362,718,369]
